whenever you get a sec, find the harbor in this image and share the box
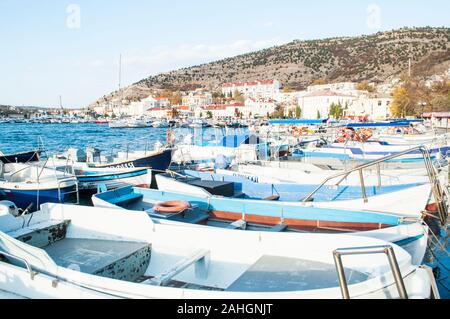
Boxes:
[0,119,448,299]
[0,0,449,304]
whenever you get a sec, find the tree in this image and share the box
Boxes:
[329,102,343,119]
[288,110,294,118]
[317,110,321,119]
[295,106,302,118]
[429,80,450,112]
[233,90,245,103]
[356,81,376,93]
[312,79,327,86]
[390,86,418,117]
[206,111,213,119]
[271,105,285,119]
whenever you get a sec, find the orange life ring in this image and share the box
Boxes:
[300,127,310,136]
[153,201,191,214]
[355,129,373,143]
[336,128,354,143]
[291,127,301,138]
[166,130,176,144]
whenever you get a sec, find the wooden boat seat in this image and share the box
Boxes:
[43,238,151,282]
[264,195,280,201]
[146,249,210,286]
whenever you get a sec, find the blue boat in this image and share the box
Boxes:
[96,149,173,170]
[0,163,78,211]
[153,170,430,218]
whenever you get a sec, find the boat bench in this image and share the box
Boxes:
[10,220,71,248]
[43,238,152,282]
[9,220,152,282]
[109,192,144,207]
[145,249,210,287]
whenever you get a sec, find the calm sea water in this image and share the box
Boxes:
[0,122,448,298]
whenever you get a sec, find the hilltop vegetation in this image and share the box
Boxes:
[90,27,450,107]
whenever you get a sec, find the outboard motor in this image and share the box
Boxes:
[86,147,101,163]
[0,201,20,217]
[215,154,230,170]
[67,148,87,162]
[154,141,164,151]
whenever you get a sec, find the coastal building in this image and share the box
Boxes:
[221,80,281,100]
[307,82,357,96]
[146,107,170,119]
[347,97,392,120]
[243,98,277,118]
[142,96,170,110]
[182,90,213,107]
[195,103,245,119]
[300,90,356,119]
[423,112,450,129]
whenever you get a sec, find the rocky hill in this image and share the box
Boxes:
[90,27,450,107]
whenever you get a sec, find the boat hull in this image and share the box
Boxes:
[0,151,41,164]
[77,168,152,190]
[95,149,173,170]
[0,186,76,210]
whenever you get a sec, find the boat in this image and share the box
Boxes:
[153,171,432,218]
[92,184,432,264]
[220,163,429,186]
[172,134,267,165]
[0,150,41,164]
[0,202,436,299]
[109,118,151,129]
[292,143,450,162]
[50,164,153,192]
[152,120,169,128]
[0,163,78,211]
[52,146,174,171]
[95,120,109,124]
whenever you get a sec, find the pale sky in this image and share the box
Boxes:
[0,0,449,108]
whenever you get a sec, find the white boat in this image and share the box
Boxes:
[48,163,153,191]
[109,118,151,129]
[0,203,436,299]
[220,163,429,186]
[152,120,169,128]
[0,163,78,211]
[154,173,432,218]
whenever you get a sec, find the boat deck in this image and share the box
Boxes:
[226,255,368,292]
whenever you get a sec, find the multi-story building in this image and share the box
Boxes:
[307,82,357,96]
[195,103,245,119]
[221,80,281,100]
[300,90,357,119]
[182,90,213,107]
[142,96,170,109]
[347,97,392,120]
[243,98,277,118]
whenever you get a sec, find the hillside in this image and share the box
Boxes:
[90,27,450,107]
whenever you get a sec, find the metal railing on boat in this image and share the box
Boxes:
[301,145,448,226]
[0,251,36,280]
[333,245,408,299]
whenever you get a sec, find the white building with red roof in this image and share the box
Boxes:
[195,103,245,119]
[182,90,213,107]
[221,80,281,99]
[300,90,357,119]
